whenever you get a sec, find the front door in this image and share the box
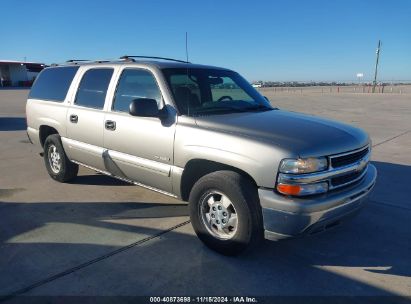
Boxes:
[103,68,176,193]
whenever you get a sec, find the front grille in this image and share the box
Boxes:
[331,169,365,187]
[331,147,369,168]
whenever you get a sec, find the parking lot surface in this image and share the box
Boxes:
[0,89,410,299]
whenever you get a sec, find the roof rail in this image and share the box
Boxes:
[66,59,111,64]
[120,55,189,64]
[66,59,91,63]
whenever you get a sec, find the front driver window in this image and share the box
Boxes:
[113,69,162,113]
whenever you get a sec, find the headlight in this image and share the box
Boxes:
[279,157,328,174]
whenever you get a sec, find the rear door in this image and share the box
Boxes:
[65,67,115,171]
[103,67,176,192]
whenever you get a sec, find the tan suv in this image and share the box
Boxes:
[26,56,377,255]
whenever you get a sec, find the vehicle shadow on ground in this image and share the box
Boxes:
[0,161,410,297]
[369,161,411,209]
[0,117,26,131]
[0,199,410,298]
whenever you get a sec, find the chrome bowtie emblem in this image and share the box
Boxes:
[357,159,368,171]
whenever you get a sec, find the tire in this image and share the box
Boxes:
[189,170,264,256]
[43,134,78,182]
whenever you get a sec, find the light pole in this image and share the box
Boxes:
[372,40,381,93]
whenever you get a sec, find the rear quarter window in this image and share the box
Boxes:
[28,66,79,102]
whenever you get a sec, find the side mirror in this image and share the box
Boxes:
[129,98,163,118]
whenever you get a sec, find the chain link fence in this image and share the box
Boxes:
[258,84,411,95]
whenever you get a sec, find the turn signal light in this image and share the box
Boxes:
[277,182,328,196]
[277,184,302,195]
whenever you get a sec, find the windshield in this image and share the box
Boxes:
[162,68,273,116]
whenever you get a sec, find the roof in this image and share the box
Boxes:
[0,58,230,71]
[51,58,230,71]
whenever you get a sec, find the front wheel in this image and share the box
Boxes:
[189,170,263,255]
[43,134,79,182]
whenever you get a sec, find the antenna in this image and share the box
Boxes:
[185,32,190,116]
[372,40,381,93]
[185,32,189,63]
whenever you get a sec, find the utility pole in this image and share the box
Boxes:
[372,40,381,93]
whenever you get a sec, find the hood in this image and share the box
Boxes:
[194,109,369,158]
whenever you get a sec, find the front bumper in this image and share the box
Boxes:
[259,164,377,240]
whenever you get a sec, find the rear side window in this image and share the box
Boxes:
[28,66,79,102]
[75,68,113,109]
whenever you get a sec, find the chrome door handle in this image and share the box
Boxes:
[70,114,78,123]
[105,120,116,130]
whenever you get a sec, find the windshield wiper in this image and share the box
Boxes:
[242,104,274,111]
[194,106,247,114]
[192,104,274,116]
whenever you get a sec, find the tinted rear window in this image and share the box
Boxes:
[28,66,79,102]
[75,68,113,109]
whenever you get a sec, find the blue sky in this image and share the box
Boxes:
[1,0,410,81]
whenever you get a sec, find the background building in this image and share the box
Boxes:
[0,60,46,87]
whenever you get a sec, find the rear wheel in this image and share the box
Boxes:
[189,170,263,255]
[43,134,78,182]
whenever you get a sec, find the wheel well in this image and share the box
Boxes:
[180,159,257,201]
[39,125,59,147]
